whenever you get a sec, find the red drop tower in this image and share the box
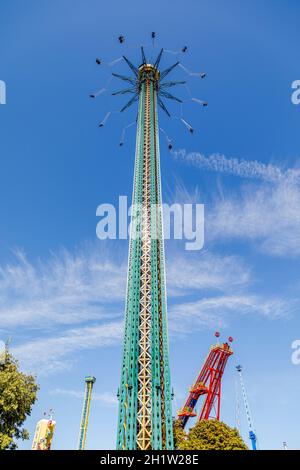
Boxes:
[178,332,233,428]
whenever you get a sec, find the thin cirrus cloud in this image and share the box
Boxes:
[5,241,294,375]
[172,149,300,183]
[0,246,126,329]
[12,321,123,374]
[172,149,300,257]
[169,294,294,337]
[0,246,249,331]
[4,244,256,374]
[166,252,251,296]
[207,178,300,256]
[49,388,118,406]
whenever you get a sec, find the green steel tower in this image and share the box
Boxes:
[78,376,96,450]
[114,48,183,450]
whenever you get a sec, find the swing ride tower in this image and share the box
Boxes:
[115,50,180,451]
[91,41,207,450]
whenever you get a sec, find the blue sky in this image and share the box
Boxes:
[0,0,300,450]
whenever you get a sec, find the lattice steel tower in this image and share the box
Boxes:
[114,48,181,450]
[78,376,96,450]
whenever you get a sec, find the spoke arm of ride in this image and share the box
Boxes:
[120,93,139,112]
[122,56,139,77]
[159,61,179,80]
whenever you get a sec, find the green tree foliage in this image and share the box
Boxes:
[177,419,248,450]
[173,419,187,449]
[0,352,39,450]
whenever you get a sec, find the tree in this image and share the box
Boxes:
[0,352,39,450]
[173,419,187,449]
[178,419,248,450]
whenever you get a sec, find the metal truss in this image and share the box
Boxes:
[116,62,174,451]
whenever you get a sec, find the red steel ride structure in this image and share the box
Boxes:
[178,333,233,428]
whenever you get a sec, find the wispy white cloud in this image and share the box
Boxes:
[171,150,300,257]
[0,245,126,328]
[3,232,295,375]
[50,388,118,406]
[167,252,251,296]
[0,245,250,331]
[207,180,300,256]
[172,149,300,183]
[12,321,123,375]
[169,295,295,335]
[5,245,254,374]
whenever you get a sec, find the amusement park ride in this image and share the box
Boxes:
[236,365,258,450]
[31,410,56,451]
[90,33,207,450]
[178,332,233,428]
[78,376,96,450]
